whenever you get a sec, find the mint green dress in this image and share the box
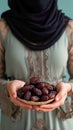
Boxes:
[0,28,73,130]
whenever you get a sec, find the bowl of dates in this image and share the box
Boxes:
[17,77,57,105]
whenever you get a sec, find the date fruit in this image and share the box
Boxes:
[40,95,49,101]
[48,91,57,99]
[41,88,49,95]
[24,91,31,101]
[30,77,41,84]
[17,77,57,102]
[22,84,34,93]
[31,96,40,102]
[32,88,42,96]
[17,89,24,98]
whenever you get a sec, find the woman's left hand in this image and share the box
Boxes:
[33,82,71,112]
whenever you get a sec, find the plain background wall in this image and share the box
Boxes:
[0,0,73,18]
[0,0,73,129]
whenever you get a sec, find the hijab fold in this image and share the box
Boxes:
[1,0,70,50]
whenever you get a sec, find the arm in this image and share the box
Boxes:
[55,20,73,120]
[0,20,21,121]
[33,21,73,115]
[67,20,73,91]
[0,19,33,121]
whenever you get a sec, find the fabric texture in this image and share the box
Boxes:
[0,19,73,130]
[1,0,70,50]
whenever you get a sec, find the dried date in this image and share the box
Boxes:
[24,91,31,101]
[31,96,40,102]
[40,95,49,101]
[48,91,57,99]
[32,88,42,96]
[17,89,24,99]
[30,77,41,85]
[41,88,49,95]
[37,82,46,89]
[45,83,54,91]
[22,84,34,93]
[17,77,57,102]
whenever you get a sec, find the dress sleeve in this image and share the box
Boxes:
[0,20,21,121]
[56,21,73,120]
[67,21,73,91]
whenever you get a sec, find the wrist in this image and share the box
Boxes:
[57,81,72,95]
[66,83,72,93]
[62,82,72,96]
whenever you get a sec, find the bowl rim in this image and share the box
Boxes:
[17,97,54,105]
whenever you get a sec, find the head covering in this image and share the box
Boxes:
[1,0,70,50]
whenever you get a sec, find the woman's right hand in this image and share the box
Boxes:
[7,80,32,110]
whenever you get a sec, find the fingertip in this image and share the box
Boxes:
[12,93,17,98]
[29,106,32,109]
[55,96,59,101]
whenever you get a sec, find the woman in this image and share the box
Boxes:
[0,0,73,130]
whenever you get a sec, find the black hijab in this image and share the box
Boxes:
[1,0,70,50]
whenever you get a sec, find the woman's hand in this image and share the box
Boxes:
[7,80,32,109]
[33,82,72,112]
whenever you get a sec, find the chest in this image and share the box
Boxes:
[3,31,68,81]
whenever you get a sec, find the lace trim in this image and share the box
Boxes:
[0,42,5,78]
